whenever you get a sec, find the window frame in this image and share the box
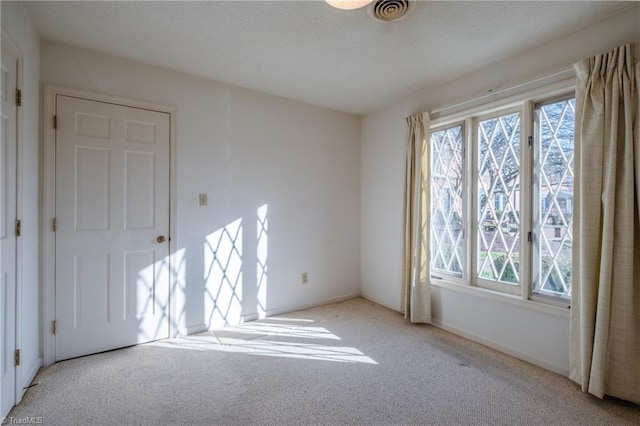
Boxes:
[428,79,575,307]
[471,106,526,296]
[530,93,576,305]
[429,120,467,283]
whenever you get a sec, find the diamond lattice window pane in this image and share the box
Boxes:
[477,113,521,285]
[533,99,575,298]
[430,125,464,276]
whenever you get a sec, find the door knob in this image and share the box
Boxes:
[157,235,167,243]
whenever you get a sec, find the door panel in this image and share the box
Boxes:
[124,151,156,230]
[55,95,170,361]
[74,254,110,328]
[0,37,18,418]
[75,146,110,231]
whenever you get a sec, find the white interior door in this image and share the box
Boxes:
[55,95,170,361]
[0,36,19,418]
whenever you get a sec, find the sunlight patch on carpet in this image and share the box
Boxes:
[149,320,377,364]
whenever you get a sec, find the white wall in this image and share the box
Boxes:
[1,0,41,398]
[361,6,640,375]
[40,40,361,334]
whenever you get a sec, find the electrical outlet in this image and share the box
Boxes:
[199,193,208,206]
[301,272,308,284]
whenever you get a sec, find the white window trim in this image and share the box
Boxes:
[433,279,571,316]
[529,93,576,306]
[428,77,576,307]
[430,70,575,126]
[430,120,466,282]
[471,105,525,296]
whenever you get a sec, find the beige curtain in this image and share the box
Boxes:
[571,44,640,404]
[402,113,431,324]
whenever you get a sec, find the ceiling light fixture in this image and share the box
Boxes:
[325,0,375,11]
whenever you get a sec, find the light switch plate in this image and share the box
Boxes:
[199,193,208,206]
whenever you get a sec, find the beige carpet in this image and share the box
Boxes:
[8,298,640,425]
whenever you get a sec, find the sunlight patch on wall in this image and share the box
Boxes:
[257,204,268,318]
[130,250,171,342]
[204,218,243,328]
[170,248,187,334]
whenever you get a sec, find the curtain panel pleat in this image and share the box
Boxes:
[402,113,431,324]
[570,43,640,404]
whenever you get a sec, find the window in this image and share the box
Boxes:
[430,125,464,277]
[532,97,575,299]
[429,91,574,303]
[476,111,522,292]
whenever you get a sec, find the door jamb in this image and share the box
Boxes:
[42,85,177,366]
[1,28,23,408]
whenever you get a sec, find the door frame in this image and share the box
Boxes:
[42,85,177,366]
[1,28,23,410]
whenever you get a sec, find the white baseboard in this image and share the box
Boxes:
[242,313,259,323]
[185,323,207,335]
[187,293,362,335]
[360,293,401,313]
[263,293,361,318]
[431,317,569,377]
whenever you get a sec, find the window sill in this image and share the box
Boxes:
[430,279,571,319]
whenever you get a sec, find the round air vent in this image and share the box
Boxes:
[369,0,411,23]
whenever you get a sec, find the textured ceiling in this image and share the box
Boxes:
[25,1,634,115]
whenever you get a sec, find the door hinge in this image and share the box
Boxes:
[52,320,57,335]
[528,136,533,148]
[52,218,57,232]
[16,89,22,107]
[14,349,20,367]
[527,231,532,243]
[15,219,22,237]
[53,115,57,129]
